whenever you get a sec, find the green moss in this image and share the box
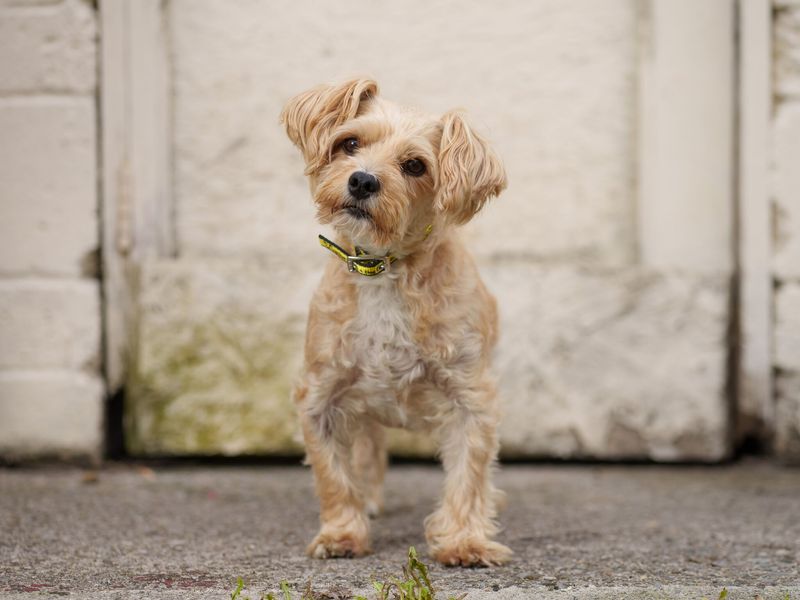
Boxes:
[125,261,443,458]
[126,306,305,456]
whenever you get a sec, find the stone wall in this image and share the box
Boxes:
[773,0,800,461]
[0,1,795,463]
[126,0,733,461]
[0,0,103,461]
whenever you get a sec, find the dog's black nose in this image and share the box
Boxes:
[348,171,380,200]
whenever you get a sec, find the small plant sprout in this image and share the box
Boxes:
[231,547,466,600]
[231,577,246,600]
[373,547,436,600]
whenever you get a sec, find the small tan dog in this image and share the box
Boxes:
[280,78,511,567]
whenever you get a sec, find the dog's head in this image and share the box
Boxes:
[280,78,506,251]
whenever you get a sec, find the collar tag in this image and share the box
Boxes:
[319,234,393,277]
[347,254,390,275]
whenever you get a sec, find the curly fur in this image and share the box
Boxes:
[281,78,511,567]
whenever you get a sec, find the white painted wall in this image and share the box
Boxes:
[0,0,103,461]
[170,0,639,267]
[4,0,794,461]
[127,0,735,461]
[638,0,734,273]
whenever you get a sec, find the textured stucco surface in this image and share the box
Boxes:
[773,102,800,281]
[0,0,96,94]
[0,98,98,278]
[487,265,729,461]
[0,280,100,371]
[131,259,729,461]
[776,371,800,461]
[773,1,800,462]
[0,0,103,460]
[775,2,800,98]
[0,372,103,459]
[775,284,800,461]
[170,0,638,267]
[775,283,800,373]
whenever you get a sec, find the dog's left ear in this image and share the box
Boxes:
[435,110,507,224]
[280,78,378,174]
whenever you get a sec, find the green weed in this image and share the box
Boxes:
[369,546,456,600]
[231,547,463,600]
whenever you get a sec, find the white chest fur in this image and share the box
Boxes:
[342,275,426,420]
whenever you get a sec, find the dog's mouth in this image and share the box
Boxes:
[342,204,372,220]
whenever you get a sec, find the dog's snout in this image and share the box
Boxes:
[348,171,380,200]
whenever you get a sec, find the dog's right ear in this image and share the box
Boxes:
[280,78,378,174]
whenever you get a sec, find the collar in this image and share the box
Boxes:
[318,224,433,277]
[318,235,396,276]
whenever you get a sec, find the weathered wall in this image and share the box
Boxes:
[124,0,736,461]
[170,0,638,267]
[0,1,790,462]
[773,0,800,461]
[0,0,103,460]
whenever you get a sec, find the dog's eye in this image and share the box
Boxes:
[402,158,426,177]
[341,137,359,155]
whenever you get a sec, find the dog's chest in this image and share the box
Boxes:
[345,276,424,392]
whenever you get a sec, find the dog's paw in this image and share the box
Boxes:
[431,539,512,568]
[306,531,370,559]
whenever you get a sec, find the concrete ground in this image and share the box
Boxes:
[0,459,798,599]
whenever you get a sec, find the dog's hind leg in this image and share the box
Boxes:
[424,377,512,567]
[352,420,387,518]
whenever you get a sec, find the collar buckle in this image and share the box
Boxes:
[347,254,390,274]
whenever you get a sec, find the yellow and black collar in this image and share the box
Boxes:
[318,225,432,277]
[318,235,396,277]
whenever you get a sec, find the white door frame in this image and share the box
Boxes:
[100,0,174,391]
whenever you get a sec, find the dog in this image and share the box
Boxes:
[280,78,511,567]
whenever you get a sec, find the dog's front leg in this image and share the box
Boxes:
[425,380,512,567]
[299,390,370,559]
